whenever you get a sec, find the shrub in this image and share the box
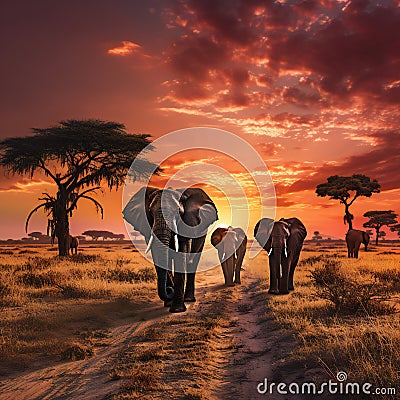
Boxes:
[0,250,14,255]
[310,263,395,315]
[68,254,102,263]
[18,270,61,288]
[61,343,94,361]
[373,269,400,292]
[21,257,53,271]
[299,255,325,266]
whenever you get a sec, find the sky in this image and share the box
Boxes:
[0,0,400,240]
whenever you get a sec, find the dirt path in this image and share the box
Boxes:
[0,265,316,400]
[0,304,167,400]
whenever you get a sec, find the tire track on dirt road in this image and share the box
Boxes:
[0,304,166,400]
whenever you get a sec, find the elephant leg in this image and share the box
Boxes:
[279,256,290,294]
[288,253,300,291]
[354,243,361,259]
[221,259,229,285]
[224,257,235,286]
[164,254,174,307]
[268,260,279,294]
[234,241,246,284]
[170,239,189,313]
[170,271,186,313]
[184,236,205,302]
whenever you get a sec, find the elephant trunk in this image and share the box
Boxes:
[151,214,175,302]
[268,245,284,293]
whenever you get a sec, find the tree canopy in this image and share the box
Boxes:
[390,224,400,237]
[0,119,156,189]
[363,210,398,245]
[316,174,380,230]
[0,119,156,255]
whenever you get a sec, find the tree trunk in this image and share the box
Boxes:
[344,203,353,230]
[55,187,70,256]
[375,227,380,246]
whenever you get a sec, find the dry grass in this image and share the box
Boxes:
[1,241,399,399]
[0,244,156,373]
[255,244,400,397]
[110,289,235,399]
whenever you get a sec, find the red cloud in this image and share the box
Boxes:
[281,130,400,194]
[164,0,400,109]
[107,41,142,56]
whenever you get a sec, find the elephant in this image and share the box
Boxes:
[69,235,79,255]
[122,187,218,313]
[211,227,247,286]
[254,217,307,294]
[346,229,369,258]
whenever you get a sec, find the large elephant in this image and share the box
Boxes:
[211,227,247,286]
[123,187,218,313]
[346,229,369,258]
[254,217,307,294]
[68,235,79,255]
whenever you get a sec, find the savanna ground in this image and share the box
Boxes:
[0,241,399,399]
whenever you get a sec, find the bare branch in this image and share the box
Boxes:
[25,203,48,232]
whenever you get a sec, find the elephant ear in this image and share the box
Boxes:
[233,227,247,247]
[211,228,226,247]
[177,188,218,238]
[122,187,158,241]
[281,217,307,241]
[254,218,274,247]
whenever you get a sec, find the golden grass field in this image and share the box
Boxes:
[0,241,399,399]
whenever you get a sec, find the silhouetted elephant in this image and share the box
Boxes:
[254,217,307,294]
[69,235,79,255]
[123,187,218,313]
[346,229,369,258]
[211,227,247,286]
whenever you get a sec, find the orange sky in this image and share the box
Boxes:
[1,0,400,240]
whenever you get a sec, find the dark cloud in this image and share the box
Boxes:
[165,0,400,107]
[169,36,229,83]
[268,0,400,103]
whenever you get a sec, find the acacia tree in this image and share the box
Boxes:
[316,175,380,230]
[0,119,156,255]
[390,224,400,238]
[312,231,322,244]
[363,210,398,246]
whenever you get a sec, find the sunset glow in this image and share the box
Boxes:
[1,1,399,240]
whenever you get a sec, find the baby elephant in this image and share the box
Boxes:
[69,235,79,255]
[211,227,247,286]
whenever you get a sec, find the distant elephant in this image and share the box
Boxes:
[346,229,369,258]
[123,187,218,313]
[211,227,247,286]
[69,235,79,255]
[254,217,307,294]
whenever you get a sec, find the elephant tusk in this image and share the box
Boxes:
[174,235,179,252]
[145,234,154,254]
[268,248,273,256]
[284,248,288,258]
